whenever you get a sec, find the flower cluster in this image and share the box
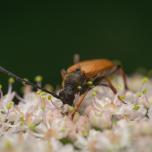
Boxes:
[0,74,152,152]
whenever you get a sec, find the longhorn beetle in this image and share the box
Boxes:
[0,55,128,118]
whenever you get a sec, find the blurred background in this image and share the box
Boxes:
[0,1,152,89]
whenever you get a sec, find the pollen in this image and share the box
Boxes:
[34,75,43,82]
[87,81,93,86]
[8,77,15,84]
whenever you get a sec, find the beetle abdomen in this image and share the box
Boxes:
[67,59,114,78]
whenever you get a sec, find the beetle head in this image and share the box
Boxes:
[59,88,75,105]
[59,69,86,105]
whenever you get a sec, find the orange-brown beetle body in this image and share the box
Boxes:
[59,58,127,107]
[67,59,114,78]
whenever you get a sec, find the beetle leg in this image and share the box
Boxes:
[117,67,128,90]
[98,78,126,104]
[97,65,128,91]
[73,54,80,64]
[94,76,117,94]
[70,92,88,119]
[104,78,117,94]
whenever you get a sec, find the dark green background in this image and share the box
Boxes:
[0,1,152,87]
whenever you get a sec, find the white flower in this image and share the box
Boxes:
[1,74,152,151]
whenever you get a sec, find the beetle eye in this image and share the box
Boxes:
[77,85,82,90]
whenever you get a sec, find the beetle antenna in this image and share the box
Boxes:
[0,66,60,99]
